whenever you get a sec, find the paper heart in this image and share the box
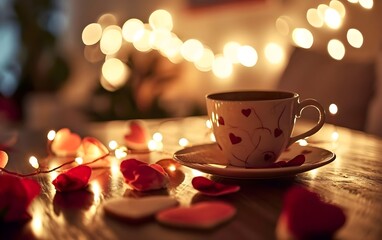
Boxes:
[51,128,82,156]
[241,109,251,117]
[229,133,242,145]
[277,187,346,239]
[0,174,41,222]
[124,120,149,150]
[274,128,283,137]
[52,165,92,192]
[0,150,8,168]
[120,158,169,191]
[156,201,236,229]
[192,176,240,196]
[77,137,109,164]
[104,196,178,221]
[218,116,225,125]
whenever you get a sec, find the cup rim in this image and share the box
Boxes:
[206,90,299,102]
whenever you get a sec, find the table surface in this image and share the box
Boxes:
[1,116,382,240]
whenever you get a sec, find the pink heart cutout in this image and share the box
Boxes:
[156,201,236,229]
[104,196,178,221]
[51,128,82,156]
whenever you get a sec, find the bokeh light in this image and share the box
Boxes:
[100,25,122,55]
[223,41,241,64]
[82,23,103,45]
[180,39,204,62]
[237,45,258,67]
[122,18,144,42]
[327,39,345,60]
[292,28,314,49]
[212,55,233,79]
[347,28,363,48]
[149,9,173,31]
[101,58,129,88]
[264,42,284,64]
[307,8,324,28]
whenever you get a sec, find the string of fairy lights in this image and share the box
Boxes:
[81,0,373,91]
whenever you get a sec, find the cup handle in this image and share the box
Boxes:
[287,99,326,146]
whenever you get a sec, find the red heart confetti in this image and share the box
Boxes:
[0,174,41,222]
[104,196,178,222]
[241,108,251,117]
[124,120,149,150]
[229,133,242,144]
[120,158,169,191]
[156,201,236,229]
[51,128,82,156]
[192,176,240,196]
[52,165,92,192]
[276,186,346,239]
[0,150,8,168]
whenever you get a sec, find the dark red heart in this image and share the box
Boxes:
[274,128,283,137]
[284,154,305,167]
[218,116,225,125]
[191,176,240,196]
[229,133,242,144]
[280,187,346,239]
[241,109,251,117]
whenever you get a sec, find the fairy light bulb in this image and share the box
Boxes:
[75,157,84,164]
[153,132,163,142]
[115,147,128,159]
[47,130,56,141]
[329,103,338,115]
[108,140,118,150]
[29,156,39,169]
[178,138,189,147]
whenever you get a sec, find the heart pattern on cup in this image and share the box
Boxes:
[229,133,242,144]
[241,109,251,117]
[218,116,225,125]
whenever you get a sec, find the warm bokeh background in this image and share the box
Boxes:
[1,0,381,136]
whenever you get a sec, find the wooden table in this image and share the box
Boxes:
[1,116,382,239]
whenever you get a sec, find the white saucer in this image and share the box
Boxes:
[173,143,335,179]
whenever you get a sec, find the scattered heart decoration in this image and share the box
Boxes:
[156,201,236,229]
[270,154,306,168]
[124,120,149,150]
[274,128,283,138]
[276,186,346,239]
[51,128,82,156]
[0,174,41,222]
[120,158,169,191]
[0,150,8,168]
[52,165,92,192]
[104,196,178,222]
[77,137,109,164]
[192,176,240,196]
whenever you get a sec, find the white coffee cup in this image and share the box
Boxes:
[206,90,325,168]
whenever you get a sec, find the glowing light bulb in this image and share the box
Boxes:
[149,9,173,31]
[327,39,345,60]
[115,147,128,159]
[75,157,83,164]
[29,156,39,169]
[100,25,123,55]
[264,43,284,64]
[101,58,129,88]
[359,0,373,9]
[168,164,176,172]
[178,138,189,147]
[331,131,339,141]
[329,103,338,115]
[292,28,314,49]
[180,39,204,62]
[47,130,56,141]
[324,8,342,29]
[347,28,363,48]
[122,18,144,42]
[297,139,308,146]
[306,8,324,28]
[153,132,163,142]
[212,55,233,79]
[206,120,212,129]
[82,23,103,45]
[223,41,241,64]
[195,48,214,72]
[108,140,118,150]
[237,45,258,67]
